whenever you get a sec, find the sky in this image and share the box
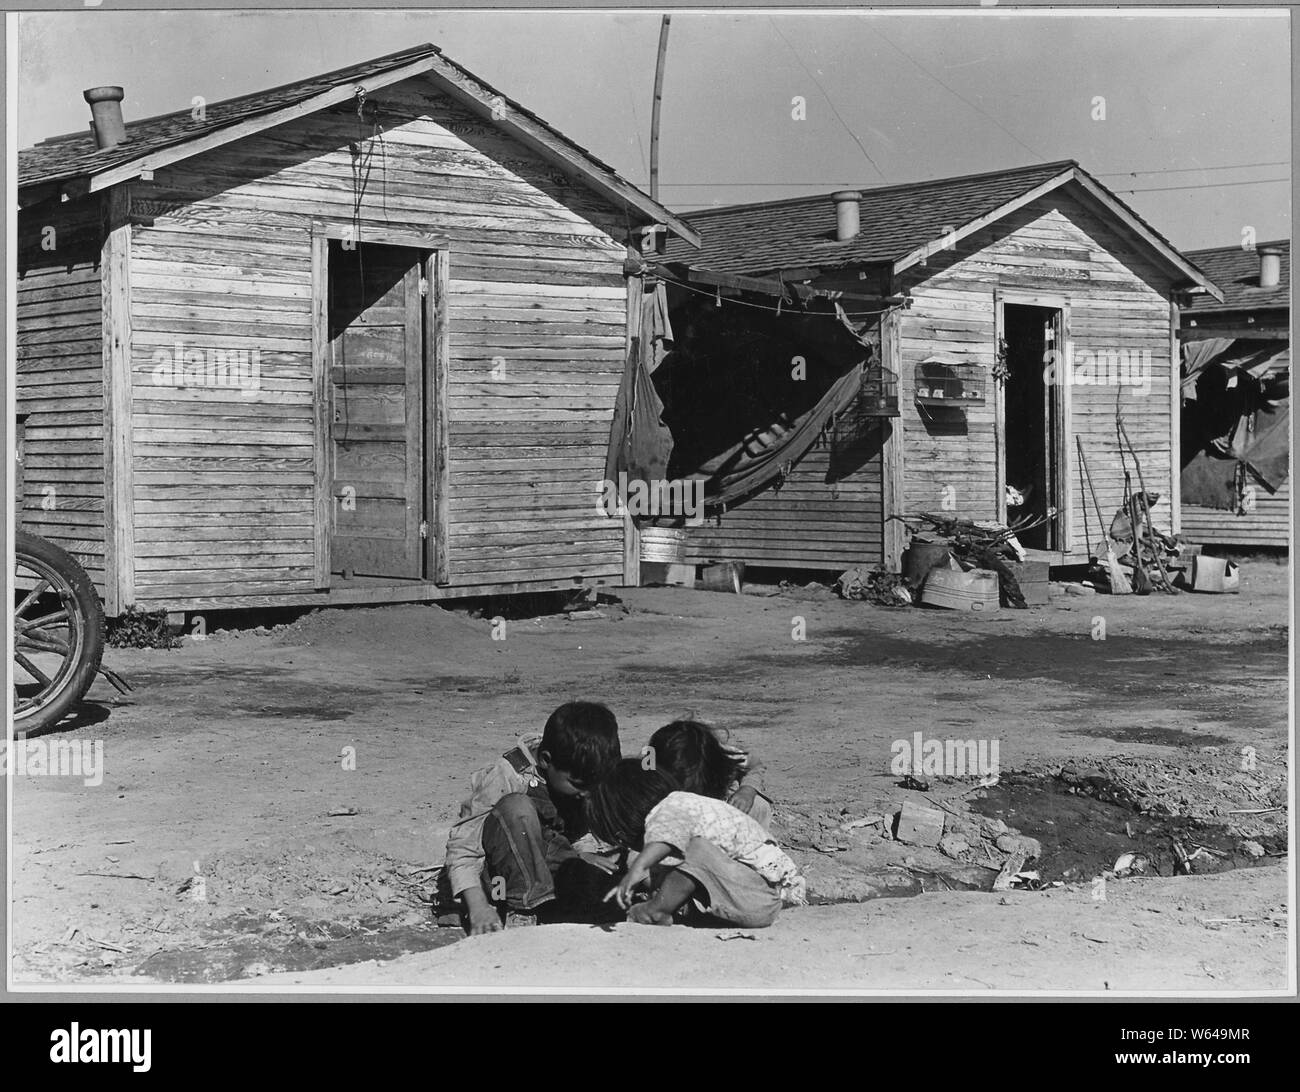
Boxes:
[16,7,1291,251]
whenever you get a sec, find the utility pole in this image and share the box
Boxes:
[650,14,671,204]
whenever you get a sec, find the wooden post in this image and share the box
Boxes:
[993,292,1007,526]
[101,184,134,616]
[650,14,671,203]
[1056,304,1074,555]
[428,248,451,584]
[310,229,331,589]
[622,250,645,587]
[1169,297,1182,535]
[880,309,906,572]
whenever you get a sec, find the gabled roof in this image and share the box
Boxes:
[1181,240,1289,313]
[18,43,700,247]
[664,160,1219,298]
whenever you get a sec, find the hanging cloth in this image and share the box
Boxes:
[698,360,864,508]
[604,273,675,489]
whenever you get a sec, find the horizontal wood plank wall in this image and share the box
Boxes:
[639,440,884,571]
[895,188,1176,560]
[14,200,107,592]
[125,77,629,605]
[1182,481,1291,548]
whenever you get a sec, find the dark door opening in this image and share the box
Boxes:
[328,241,427,579]
[1003,303,1061,550]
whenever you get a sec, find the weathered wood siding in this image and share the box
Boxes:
[896,187,1178,559]
[125,75,630,606]
[639,436,884,572]
[1182,481,1291,548]
[15,200,107,592]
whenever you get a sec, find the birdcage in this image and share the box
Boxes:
[856,360,900,417]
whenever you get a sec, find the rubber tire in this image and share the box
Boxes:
[13,530,106,736]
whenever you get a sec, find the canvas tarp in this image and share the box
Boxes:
[1180,336,1291,510]
[1182,337,1289,399]
[694,360,865,507]
[604,275,675,489]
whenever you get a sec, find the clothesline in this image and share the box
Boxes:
[655,270,898,320]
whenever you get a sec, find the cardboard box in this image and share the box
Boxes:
[921,568,1000,612]
[1189,556,1240,594]
[894,801,946,847]
[1006,560,1050,605]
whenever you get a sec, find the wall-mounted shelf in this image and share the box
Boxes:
[914,357,986,405]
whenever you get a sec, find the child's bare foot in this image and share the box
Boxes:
[627,902,675,925]
[625,869,698,926]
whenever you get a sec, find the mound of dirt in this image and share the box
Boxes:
[276,604,486,648]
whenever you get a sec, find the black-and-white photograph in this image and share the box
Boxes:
[5,4,1293,1004]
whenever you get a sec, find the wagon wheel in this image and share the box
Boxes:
[12,530,105,737]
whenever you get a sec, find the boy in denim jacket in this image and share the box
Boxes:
[444,701,622,933]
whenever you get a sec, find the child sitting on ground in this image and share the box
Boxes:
[443,701,623,934]
[587,759,806,928]
[646,719,773,830]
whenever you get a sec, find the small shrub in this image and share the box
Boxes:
[108,606,181,649]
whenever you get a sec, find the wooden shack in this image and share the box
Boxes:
[1178,241,1290,550]
[15,44,698,616]
[648,161,1222,574]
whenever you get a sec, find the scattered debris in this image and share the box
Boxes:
[992,851,1030,891]
[75,871,154,882]
[835,567,912,606]
[892,511,1058,608]
[995,833,1042,859]
[838,814,884,833]
[1112,852,1149,878]
[938,834,970,859]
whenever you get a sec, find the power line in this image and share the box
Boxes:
[875,28,1046,162]
[615,21,649,179]
[768,18,885,181]
[652,161,1292,188]
[1118,177,1290,194]
[1100,161,1287,178]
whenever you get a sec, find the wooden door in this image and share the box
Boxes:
[328,242,425,578]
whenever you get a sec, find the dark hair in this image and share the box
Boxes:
[585,759,678,848]
[646,719,740,799]
[540,701,621,785]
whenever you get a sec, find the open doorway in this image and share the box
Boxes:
[327,240,428,579]
[1002,302,1063,550]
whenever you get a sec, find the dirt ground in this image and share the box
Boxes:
[7,558,1292,993]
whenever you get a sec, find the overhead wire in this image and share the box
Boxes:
[768,17,886,182]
